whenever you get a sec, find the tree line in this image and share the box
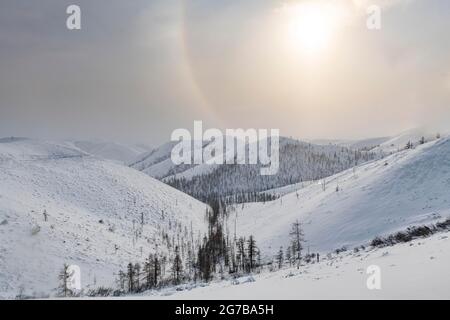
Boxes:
[166,141,378,205]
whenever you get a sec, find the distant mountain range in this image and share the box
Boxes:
[131,137,379,203]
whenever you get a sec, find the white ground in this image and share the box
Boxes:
[143,230,450,299]
[0,138,208,299]
[374,127,444,153]
[230,137,450,258]
[259,180,315,197]
[69,140,151,164]
[2,133,450,300]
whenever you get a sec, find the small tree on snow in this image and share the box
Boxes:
[144,254,160,289]
[126,263,135,293]
[133,263,141,291]
[289,220,305,269]
[117,270,127,291]
[321,179,327,191]
[58,264,73,297]
[172,246,183,284]
[276,247,284,269]
[236,237,246,272]
[285,246,292,266]
[246,236,258,272]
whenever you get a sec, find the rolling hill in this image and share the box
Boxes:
[131,137,378,203]
[230,137,450,257]
[69,140,151,164]
[0,138,208,298]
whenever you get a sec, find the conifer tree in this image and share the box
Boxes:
[276,246,284,269]
[290,220,305,268]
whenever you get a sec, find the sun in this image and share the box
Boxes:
[283,2,344,55]
[289,6,332,53]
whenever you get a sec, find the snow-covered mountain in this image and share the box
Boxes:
[346,137,391,151]
[311,136,391,151]
[374,127,444,153]
[131,137,378,203]
[0,137,88,160]
[230,137,450,257]
[0,138,208,298]
[69,140,152,164]
[2,131,449,299]
[129,141,193,179]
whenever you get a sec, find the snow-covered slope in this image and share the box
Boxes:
[129,141,194,179]
[0,137,87,160]
[133,137,377,182]
[347,137,391,150]
[0,138,208,299]
[311,136,390,151]
[259,180,315,198]
[230,137,450,257]
[70,140,151,164]
[133,137,378,203]
[375,127,444,153]
[129,139,224,180]
[150,230,450,299]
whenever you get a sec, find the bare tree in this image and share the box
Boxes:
[58,264,73,297]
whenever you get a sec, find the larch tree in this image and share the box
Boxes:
[289,220,305,268]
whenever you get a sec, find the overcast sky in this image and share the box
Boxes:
[0,0,449,144]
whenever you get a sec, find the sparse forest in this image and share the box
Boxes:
[114,198,267,295]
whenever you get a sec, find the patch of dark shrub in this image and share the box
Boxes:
[370,218,450,248]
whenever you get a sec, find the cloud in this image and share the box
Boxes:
[0,0,448,142]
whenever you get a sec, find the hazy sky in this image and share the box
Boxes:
[0,0,449,144]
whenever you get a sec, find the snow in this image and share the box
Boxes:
[129,141,188,179]
[129,139,232,180]
[311,136,390,151]
[0,137,87,161]
[140,137,379,205]
[347,137,391,150]
[259,180,315,197]
[230,137,450,257]
[374,127,445,153]
[147,230,450,299]
[2,132,450,299]
[0,139,208,299]
[69,140,151,164]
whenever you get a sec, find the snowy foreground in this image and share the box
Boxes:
[0,138,208,299]
[140,230,450,300]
